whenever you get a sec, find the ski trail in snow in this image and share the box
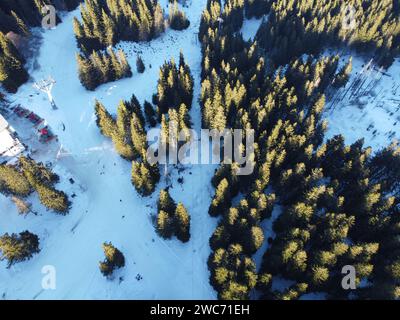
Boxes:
[1,0,217,299]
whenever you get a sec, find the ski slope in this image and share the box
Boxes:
[1,0,400,300]
[0,0,218,300]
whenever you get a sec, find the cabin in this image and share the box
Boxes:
[0,113,25,163]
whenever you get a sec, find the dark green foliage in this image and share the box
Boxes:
[369,142,400,199]
[0,1,82,92]
[0,157,69,214]
[199,0,245,41]
[136,55,145,73]
[99,242,125,277]
[0,231,40,267]
[0,0,80,35]
[74,0,166,52]
[144,100,157,127]
[131,156,160,196]
[199,0,400,300]
[94,100,116,138]
[95,96,149,161]
[156,189,191,243]
[208,178,231,217]
[244,0,269,19]
[0,31,28,93]
[94,97,160,196]
[34,183,70,214]
[210,199,265,255]
[255,0,400,67]
[208,244,257,300]
[333,58,353,88]
[168,1,190,30]
[77,48,132,91]
[223,0,244,32]
[0,164,31,197]
[19,156,59,186]
[155,52,194,117]
[19,156,69,214]
[175,203,190,242]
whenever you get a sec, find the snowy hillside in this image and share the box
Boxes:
[0,0,219,300]
[1,0,400,300]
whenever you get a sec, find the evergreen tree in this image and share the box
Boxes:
[175,202,191,242]
[136,55,145,73]
[74,0,166,52]
[18,156,69,214]
[130,112,148,158]
[77,48,132,91]
[114,100,135,160]
[209,178,231,217]
[0,31,29,93]
[131,156,160,197]
[95,100,116,138]
[0,164,31,197]
[333,57,353,88]
[35,182,70,214]
[144,100,157,127]
[156,189,191,242]
[0,231,40,267]
[99,242,125,277]
[168,1,190,30]
[156,55,194,117]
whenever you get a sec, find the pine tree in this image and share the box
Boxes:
[19,156,59,186]
[77,49,132,90]
[155,189,190,242]
[102,9,116,47]
[131,157,160,197]
[209,178,231,217]
[156,55,194,116]
[175,202,191,242]
[0,231,40,267]
[144,100,157,127]
[333,57,353,88]
[157,210,175,239]
[112,130,135,160]
[158,189,176,213]
[118,49,132,78]
[95,100,116,138]
[99,242,125,277]
[66,0,167,48]
[0,31,29,93]
[136,55,145,73]
[0,164,31,197]
[169,1,190,30]
[130,112,148,158]
[35,182,70,214]
[11,11,30,36]
[113,101,135,160]
[129,94,146,126]
[154,3,165,36]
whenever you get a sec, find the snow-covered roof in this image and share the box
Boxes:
[0,113,25,159]
[0,113,8,132]
[0,130,24,157]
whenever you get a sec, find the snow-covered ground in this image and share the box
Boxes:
[1,0,399,300]
[241,17,263,42]
[325,55,400,151]
[0,0,219,300]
